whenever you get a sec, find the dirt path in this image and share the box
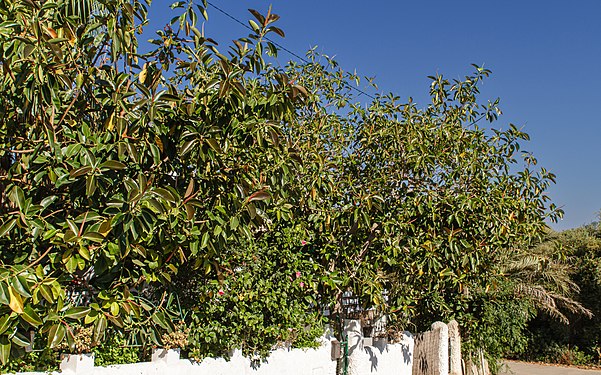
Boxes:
[502,360,601,375]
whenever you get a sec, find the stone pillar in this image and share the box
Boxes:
[412,321,449,375]
[448,320,462,375]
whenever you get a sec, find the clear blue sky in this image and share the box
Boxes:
[145,1,601,231]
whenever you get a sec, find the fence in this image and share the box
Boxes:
[13,320,462,375]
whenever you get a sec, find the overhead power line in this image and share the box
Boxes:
[205,1,377,101]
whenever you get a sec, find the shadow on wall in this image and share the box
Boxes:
[343,318,416,375]
[365,338,412,370]
[402,340,412,365]
[366,346,379,371]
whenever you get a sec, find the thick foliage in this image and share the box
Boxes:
[0,0,316,363]
[0,0,563,368]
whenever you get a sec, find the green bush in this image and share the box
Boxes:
[92,332,143,367]
[0,330,142,373]
[180,225,325,360]
[461,291,534,372]
[0,348,59,374]
[541,344,592,366]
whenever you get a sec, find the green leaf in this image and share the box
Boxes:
[206,138,222,153]
[230,216,239,230]
[11,332,31,347]
[22,306,43,326]
[64,307,91,320]
[150,143,161,164]
[189,240,199,256]
[84,311,98,325]
[179,139,197,156]
[8,285,24,313]
[99,160,127,170]
[76,73,84,88]
[0,283,8,305]
[38,284,54,303]
[0,336,11,365]
[93,315,107,343]
[47,37,69,43]
[151,311,169,330]
[48,323,66,348]
[66,219,79,235]
[248,19,260,32]
[153,188,177,203]
[40,195,58,208]
[147,198,164,214]
[0,219,16,237]
[9,186,25,209]
[107,315,124,328]
[82,232,104,243]
[200,231,209,249]
[78,246,91,260]
[65,256,78,273]
[70,166,93,178]
[107,301,118,317]
[0,315,11,335]
[86,174,97,196]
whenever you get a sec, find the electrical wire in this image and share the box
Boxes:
[206,1,377,101]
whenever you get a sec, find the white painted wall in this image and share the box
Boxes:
[13,337,338,375]
[344,319,414,375]
[12,325,419,375]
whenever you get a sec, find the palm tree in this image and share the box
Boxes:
[501,229,592,324]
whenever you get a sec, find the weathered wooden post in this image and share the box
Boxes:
[448,320,462,375]
[412,321,449,375]
[466,349,490,375]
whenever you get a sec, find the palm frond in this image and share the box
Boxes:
[513,283,592,324]
[500,232,591,323]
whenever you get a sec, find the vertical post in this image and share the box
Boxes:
[343,333,349,375]
[430,321,449,375]
[413,321,449,375]
[465,348,490,375]
[448,320,462,375]
[343,319,363,375]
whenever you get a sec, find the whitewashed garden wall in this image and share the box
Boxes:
[13,320,461,375]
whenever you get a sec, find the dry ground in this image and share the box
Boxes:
[502,360,601,375]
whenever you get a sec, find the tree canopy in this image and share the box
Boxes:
[0,0,562,366]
